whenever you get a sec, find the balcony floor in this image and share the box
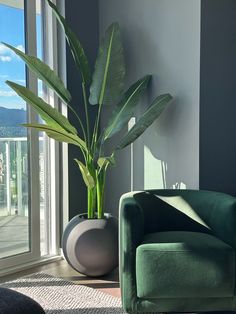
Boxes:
[0,215,29,258]
[0,215,44,259]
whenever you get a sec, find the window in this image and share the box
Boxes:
[0,0,60,273]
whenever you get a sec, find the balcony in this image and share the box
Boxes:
[0,137,45,258]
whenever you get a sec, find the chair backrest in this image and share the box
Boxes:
[133,189,236,249]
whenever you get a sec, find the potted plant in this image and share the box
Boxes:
[3,0,172,276]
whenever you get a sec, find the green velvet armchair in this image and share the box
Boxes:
[119,189,236,313]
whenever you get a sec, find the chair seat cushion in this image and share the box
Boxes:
[0,287,45,314]
[136,231,235,299]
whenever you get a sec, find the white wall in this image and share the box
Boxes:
[99,0,201,215]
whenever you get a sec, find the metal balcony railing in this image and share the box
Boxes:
[0,137,28,217]
[0,137,44,218]
[0,137,47,258]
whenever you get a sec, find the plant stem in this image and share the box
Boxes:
[96,169,106,219]
[87,187,96,218]
[96,174,102,218]
[82,82,91,149]
[87,188,92,218]
[86,157,97,218]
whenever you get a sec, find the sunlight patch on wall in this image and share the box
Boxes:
[172,182,187,189]
[144,145,166,189]
[144,145,187,190]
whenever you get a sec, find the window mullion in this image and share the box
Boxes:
[24,0,41,258]
[42,0,60,256]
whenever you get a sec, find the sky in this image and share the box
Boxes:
[0,3,42,110]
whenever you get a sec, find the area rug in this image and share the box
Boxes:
[1,272,125,313]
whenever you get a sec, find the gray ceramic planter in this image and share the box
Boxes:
[62,213,118,277]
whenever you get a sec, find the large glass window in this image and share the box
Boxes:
[0,0,29,259]
[0,0,58,270]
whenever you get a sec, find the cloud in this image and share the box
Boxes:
[0,43,25,63]
[16,45,25,53]
[0,90,16,97]
[0,44,10,54]
[15,79,26,84]
[0,44,12,62]
[0,56,12,62]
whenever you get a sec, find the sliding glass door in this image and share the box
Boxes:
[0,0,56,272]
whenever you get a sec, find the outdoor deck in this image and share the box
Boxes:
[0,214,45,259]
[0,137,46,259]
[0,215,29,259]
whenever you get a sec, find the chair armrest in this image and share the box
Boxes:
[119,192,145,313]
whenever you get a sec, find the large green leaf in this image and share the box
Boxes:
[46,0,90,85]
[89,23,125,106]
[3,43,71,104]
[23,124,87,150]
[74,159,95,189]
[104,75,151,140]
[116,94,173,150]
[7,81,77,135]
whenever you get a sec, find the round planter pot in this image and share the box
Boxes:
[62,213,118,277]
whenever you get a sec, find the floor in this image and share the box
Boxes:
[0,259,121,298]
[0,215,121,298]
[1,261,229,313]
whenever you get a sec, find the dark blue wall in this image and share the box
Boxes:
[200,0,236,196]
[65,0,99,219]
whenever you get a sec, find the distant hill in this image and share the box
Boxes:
[0,106,27,137]
[0,106,26,126]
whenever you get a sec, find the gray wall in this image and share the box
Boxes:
[99,0,201,216]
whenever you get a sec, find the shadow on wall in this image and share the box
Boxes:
[133,93,193,191]
[122,26,199,192]
[100,1,200,214]
[104,70,198,215]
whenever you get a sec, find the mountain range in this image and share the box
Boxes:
[0,106,27,137]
